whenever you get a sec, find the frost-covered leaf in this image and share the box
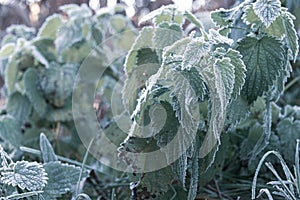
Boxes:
[139,5,183,26]
[0,115,22,147]
[198,56,234,158]
[214,57,235,102]
[153,22,183,50]
[59,4,92,20]
[129,166,175,194]
[55,24,82,54]
[179,67,207,101]
[276,118,300,163]
[237,36,285,103]
[242,4,260,26]
[187,146,199,200]
[33,38,57,62]
[124,27,154,73]
[166,69,200,135]
[38,14,62,39]
[38,63,77,108]
[253,0,281,27]
[1,161,47,191]
[42,161,88,199]
[226,49,246,99]
[6,92,32,124]
[123,27,161,113]
[281,10,299,61]
[183,39,206,70]
[23,68,48,117]
[210,8,236,27]
[5,55,18,94]
[225,96,250,129]
[40,133,58,163]
[0,43,15,58]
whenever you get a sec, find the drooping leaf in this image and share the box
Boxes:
[226,49,246,99]
[198,56,235,158]
[23,68,48,117]
[42,161,88,199]
[237,36,285,103]
[166,69,200,135]
[1,161,47,191]
[6,92,32,124]
[0,115,22,147]
[40,133,58,163]
[281,10,299,61]
[187,147,199,200]
[253,0,281,28]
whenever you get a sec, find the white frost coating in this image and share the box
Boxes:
[253,0,281,28]
[1,161,47,191]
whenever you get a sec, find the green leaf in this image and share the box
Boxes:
[124,27,154,73]
[5,55,18,94]
[187,149,199,200]
[1,161,47,191]
[242,4,260,26]
[210,5,242,28]
[183,39,206,70]
[139,5,183,26]
[281,10,299,61]
[276,118,300,163]
[237,36,285,103]
[253,0,281,28]
[38,63,76,108]
[42,161,88,199]
[47,104,73,122]
[0,115,22,147]
[153,22,183,50]
[23,68,48,117]
[38,14,62,39]
[198,56,235,158]
[6,92,32,124]
[0,43,15,58]
[129,166,175,194]
[40,133,58,163]
[166,69,200,135]
[55,24,82,54]
[32,38,57,62]
[226,49,246,99]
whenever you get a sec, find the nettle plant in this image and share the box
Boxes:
[0,4,135,155]
[0,0,298,199]
[113,0,299,199]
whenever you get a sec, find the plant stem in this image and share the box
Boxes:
[284,75,300,92]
